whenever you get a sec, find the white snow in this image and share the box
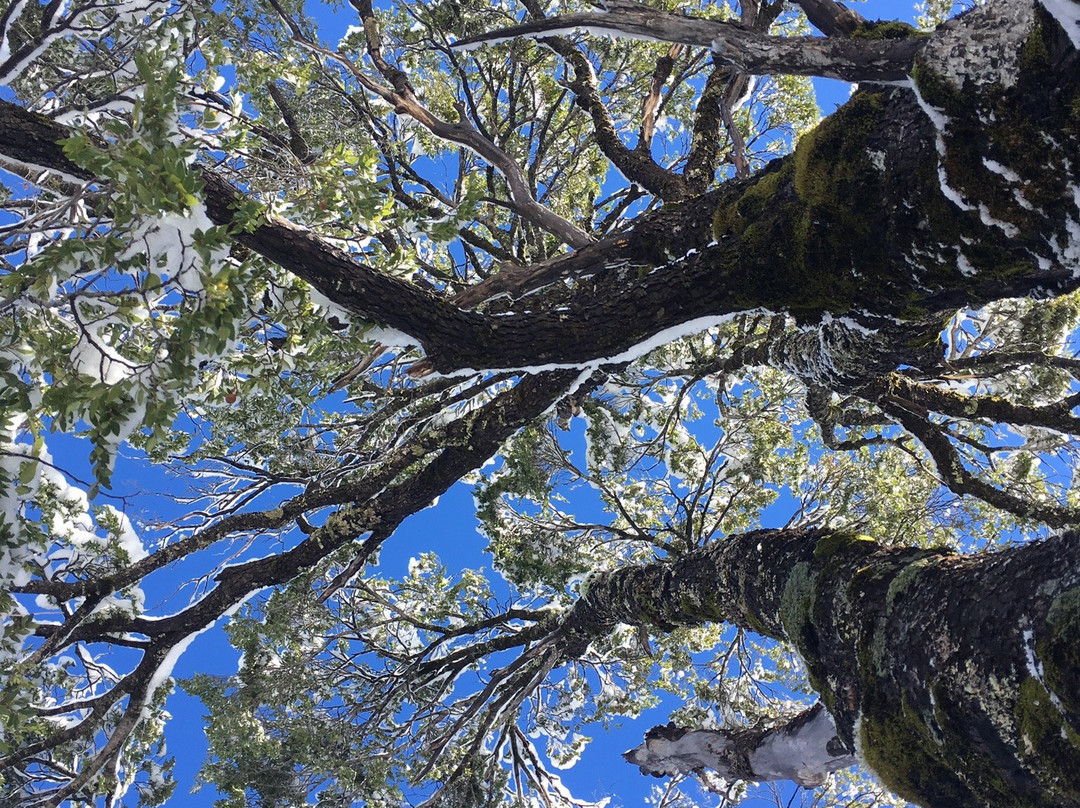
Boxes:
[1040,0,1080,49]
[365,325,417,348]
[982,158,1022,184]
[910,82,974,214]
[956,249,977,277]
[101,505,148,562]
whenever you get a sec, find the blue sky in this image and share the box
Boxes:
[24,0,930,804]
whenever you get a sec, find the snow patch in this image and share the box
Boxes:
[1039,0,1080,50]
[910,82,974,214]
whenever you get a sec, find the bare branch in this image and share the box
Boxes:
[625,704,856,786]
[269,0,595,248]
[791,0,866,37]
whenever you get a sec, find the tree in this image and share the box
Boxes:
[0,0,1079,804]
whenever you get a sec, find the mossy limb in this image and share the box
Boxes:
[850,20,926,39]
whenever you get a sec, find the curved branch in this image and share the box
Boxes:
[874,373,1080,436]
[884,402,1080,527]
[790,0,866,37]
[539,25,690,201]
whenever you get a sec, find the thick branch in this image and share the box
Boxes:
[874,373,1080,436]
[564,525,1080,807]
[683,65,736,192]
[791,0,866,37]
[625,704,856,787]
[454,0,926,82]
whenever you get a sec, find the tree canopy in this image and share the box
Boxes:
[1,0,1080,806]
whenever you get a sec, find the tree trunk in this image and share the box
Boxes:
[0,1,1076,377]
[564,527,1080,807]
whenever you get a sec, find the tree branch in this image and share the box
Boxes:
[273,0,595,248]
[791,0,866,37]
[453,0,926,83]
[883,401,1080,527]
[874,373,1080,436]
[625,703,856,786]
[542,26,691,201]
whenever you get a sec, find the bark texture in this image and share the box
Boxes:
[624,703,857,787]
[567,527,1080,807]
[454,0,926,82]
[0,1,1077,378]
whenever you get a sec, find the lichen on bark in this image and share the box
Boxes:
[585,526,1080,807]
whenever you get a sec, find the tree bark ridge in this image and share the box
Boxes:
[568,526,1080,807]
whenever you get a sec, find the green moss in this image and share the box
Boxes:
[715,35,1078,325]
[910,62,964,112]
[908,35,1080,294]
[812,532,877,562]
[859,692,970,805]
[793,92,883,204]
[857,672,1030,806]
[1037,587,1080,722]
[778,561,816,644]
[850,20,925,40]
[1019,23,1050,74]
[1013,677,1080,800]
[711,161,790,243]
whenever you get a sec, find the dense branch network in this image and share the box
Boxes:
[0,0,1079,805]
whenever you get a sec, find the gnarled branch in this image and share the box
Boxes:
[453,0,926,83]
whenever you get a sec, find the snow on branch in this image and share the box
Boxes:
[624,703,857,788]
[452,0,926,83]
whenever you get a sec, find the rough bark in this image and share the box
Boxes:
[454,0,926,82]
[624,703,857,787]
[1,0,1077,379]
[562,526,1080,808]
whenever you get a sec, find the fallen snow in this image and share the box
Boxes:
[1040,0,1080,50]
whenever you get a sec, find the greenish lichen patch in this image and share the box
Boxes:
[1038,587,1080,724]
[1014,677,1080,801]
[812,532,877,562]
[778,560,816,645]
[884,555,940,613]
